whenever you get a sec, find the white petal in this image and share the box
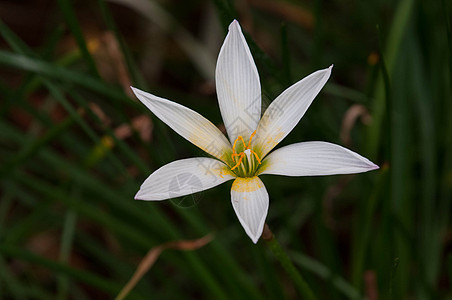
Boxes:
[253,66,332,158]
[259,141,379,176]
[231,176,269,243]
[131,87,231,162]
[136,158,235,201]
[216,20,261,144]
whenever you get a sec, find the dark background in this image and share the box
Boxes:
[0,0,451,299]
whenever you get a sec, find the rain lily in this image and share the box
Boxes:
[132,20,378,243]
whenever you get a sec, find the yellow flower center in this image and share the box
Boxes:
[230,130,262,177]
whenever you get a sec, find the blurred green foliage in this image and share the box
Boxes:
[0,0,451,299]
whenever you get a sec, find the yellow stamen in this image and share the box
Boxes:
[250,150,261,164]
[230,153,244,170]
[232,153,243,159]
[247,130,257,148]
[230,130,262,172]
[231,136,246,158]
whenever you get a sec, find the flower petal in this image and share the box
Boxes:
[132,87,231,162]
[230,176,269,243]
[216,20,261,144]
[259,141,379,176]
[136,158,235,201]
[253,66,332,158]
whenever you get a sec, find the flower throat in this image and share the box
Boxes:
[230,130,262,177]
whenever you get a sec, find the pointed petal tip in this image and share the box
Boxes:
[245,229,261,244]
[359,159,380,173]
[324,65,333,82]
[231,177,268,245]
[316,65,333,79]
[351,152,380,173]
[369,162,380,170]
[134,189,156,201]
[228,19,240,31]
[360,155,379,171]
[134,188,150,201]
[327,65,334,74]
[130,86,143,97]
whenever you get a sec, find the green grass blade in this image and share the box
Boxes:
[57,0,100,77]
[0,50,129,103]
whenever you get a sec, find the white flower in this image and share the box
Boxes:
[132,20,378,243]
